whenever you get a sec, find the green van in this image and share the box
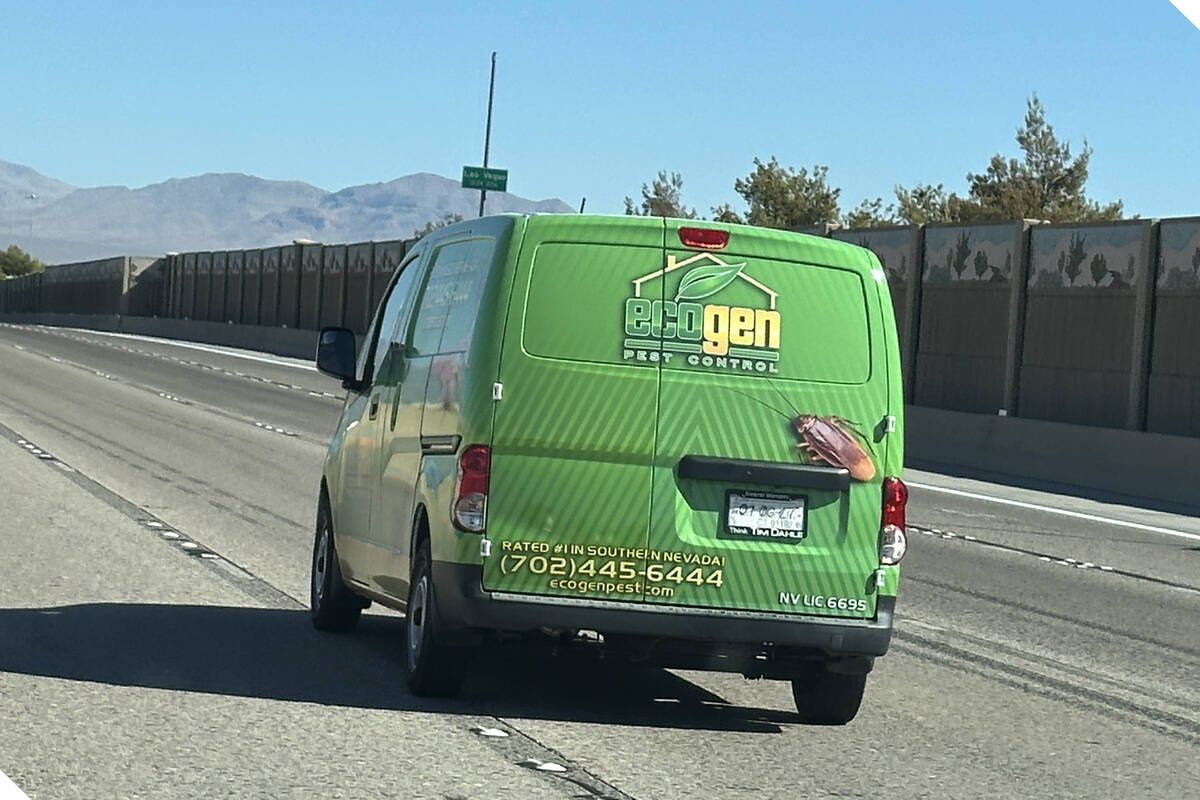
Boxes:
[311,214,907,724]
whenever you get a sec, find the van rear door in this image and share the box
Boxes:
[482,216,664,603]
[646,222,890,619]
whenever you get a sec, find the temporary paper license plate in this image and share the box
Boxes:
[722,490,807,542]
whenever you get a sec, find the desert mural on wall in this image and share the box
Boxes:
[832,228,913,286]
[923,224,1016,285]
[1157,219,1200,290]
[1029,224,1144,290]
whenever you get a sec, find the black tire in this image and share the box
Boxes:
[404,541,467,697]
[791,670,867,725]
[310,495,365,632]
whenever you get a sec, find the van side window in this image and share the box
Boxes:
[357,248,424,385]
[408,238,494,356]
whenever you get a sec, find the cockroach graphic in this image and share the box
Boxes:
[791,414,876,482]
[725,384,878,482]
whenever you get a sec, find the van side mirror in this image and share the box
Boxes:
[316,327,360,389]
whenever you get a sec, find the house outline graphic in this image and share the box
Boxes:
[631,252,779,310]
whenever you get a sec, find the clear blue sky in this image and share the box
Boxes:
[3,0,1197,218]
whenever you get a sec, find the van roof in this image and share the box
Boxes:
[511,214,882,273]
[432,213,883,274]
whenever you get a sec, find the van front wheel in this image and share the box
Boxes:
[791,670,867,725]
[404,542,467,697]
[310,497,366,632]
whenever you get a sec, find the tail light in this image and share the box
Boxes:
[678,227,729,250]
[879,476,908,565]
[452,444,490,533]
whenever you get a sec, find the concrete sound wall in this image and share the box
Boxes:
[167,255,182,318]
[181,253,197,318]
[125,257,164,317]
[209,251,228,322]
[278,245,300,329]
[260,247,281,327]
[1020,221,1154,429]
[298,244,323,331]
[196,252,213,321]
[2,256,163,317]
[842,217,1174,435]
[1149,217,1200,437]
[224,250,244,324]
[915,221,1028,414]
[373,240,407,314]
[320,245,348,330]
[345,242,374,334]
[242,249,263,325]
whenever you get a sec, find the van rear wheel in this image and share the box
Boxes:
[404,541,467,697]
[791,670,867,725]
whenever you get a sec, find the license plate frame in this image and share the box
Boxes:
[721,490,808,543]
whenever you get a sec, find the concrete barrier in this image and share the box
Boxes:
[0,313,319,360]
[906,405,1200,513]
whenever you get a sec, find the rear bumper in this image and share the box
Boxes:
[432,561,893,657]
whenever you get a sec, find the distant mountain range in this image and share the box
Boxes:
[0,159,573,264]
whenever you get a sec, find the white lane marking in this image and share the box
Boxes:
[909,481,1200,543]
[0,769,32,800]
[44,327,317,372]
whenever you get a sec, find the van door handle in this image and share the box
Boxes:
[368,393,380,420]
[420,435,461,455]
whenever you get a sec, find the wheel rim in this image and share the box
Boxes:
[313,524,329,603]
[407,575,428,670]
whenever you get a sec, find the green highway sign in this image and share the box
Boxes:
[462,166,508,192]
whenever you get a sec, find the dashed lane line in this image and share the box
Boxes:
[910,524,1200,595]
[2,339,327,446]
[0,423,296,609]
[254,422,300,437]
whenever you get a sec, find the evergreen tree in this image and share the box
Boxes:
[624,170,696,218]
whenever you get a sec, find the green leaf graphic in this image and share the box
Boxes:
[674,263,745,301]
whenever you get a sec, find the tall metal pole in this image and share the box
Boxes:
[479,51,497,218]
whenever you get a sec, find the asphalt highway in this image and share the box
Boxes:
[1,322,1197,799]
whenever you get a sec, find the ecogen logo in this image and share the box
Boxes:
[623,252,782,373]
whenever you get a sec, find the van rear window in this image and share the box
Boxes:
[523,243,873,383]
[659,254,872,384]
[523,243,665,366]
